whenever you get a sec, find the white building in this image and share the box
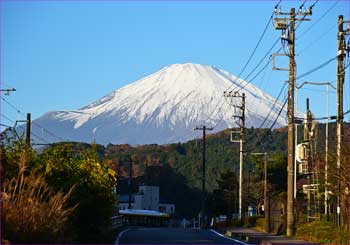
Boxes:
[118,185,175,215]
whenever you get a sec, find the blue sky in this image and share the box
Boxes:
[1,0,349,131]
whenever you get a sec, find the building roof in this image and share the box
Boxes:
[119,209,169,217]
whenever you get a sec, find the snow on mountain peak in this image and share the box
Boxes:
[29,63,288,145]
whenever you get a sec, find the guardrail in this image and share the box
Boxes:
[111,215,123,229]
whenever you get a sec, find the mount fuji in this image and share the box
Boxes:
[29,63,288,145]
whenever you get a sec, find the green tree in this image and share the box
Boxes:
[214,170,239,219]
[40,143,117,243]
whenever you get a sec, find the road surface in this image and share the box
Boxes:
[116,227,247,244]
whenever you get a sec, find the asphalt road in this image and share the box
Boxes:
[116,227,248,244]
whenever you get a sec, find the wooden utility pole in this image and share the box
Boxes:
[287,8,296,236]
[194,125,213,228]
[274,6,312,236]
[26,113,31,149]
[336,15,345,227]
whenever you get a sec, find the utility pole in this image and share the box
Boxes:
[287,8,296,236]
[325,83,330,220]
[225,91,245,220]
[194,125,213,228]
[239,93,245,221]
[128,159,133,209]
[304,99,312,222]
[0,88,16,95]
[336,15,346,227]
[274,5,312,236]
[26,113,31,149]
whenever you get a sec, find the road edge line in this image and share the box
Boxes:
[209,229,249,245]
[115,228,130,245]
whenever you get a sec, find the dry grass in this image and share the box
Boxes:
[1,152,77,243]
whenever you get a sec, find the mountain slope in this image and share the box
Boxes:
[30,63,288,145]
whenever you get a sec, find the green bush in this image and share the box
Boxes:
[254,217,265,231]
[1,140,117,244]
[1,153,76,243]
[296,221,350,244]
[243,215,262,227]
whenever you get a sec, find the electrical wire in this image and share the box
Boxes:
[0,123,12,128]
[238,83,288,152]
[201,0,283,127]
[1,96,67,142]
[31,131,49,144]
[208,40,284,128]
[245,97,288,153]
[224,6,276,94]
[299,0,307,10]
[31,122,65,141]
[298,22,337,55]
[17,124,49,144]
[0,113,16,123]
[296,56,337,80]
[298,87,336,93]
[297,0,339,40]
[1,97,25,116]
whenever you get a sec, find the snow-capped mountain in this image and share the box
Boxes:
[28,63,289,145]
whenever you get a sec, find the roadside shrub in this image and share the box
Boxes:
[254,217,265,231]
[1,152,77,243]
[243,215,262,227]
[214,218,243,229]
[296,221,350,244]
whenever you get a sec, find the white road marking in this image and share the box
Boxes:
[115,228,130,245]
[209,229,249,245]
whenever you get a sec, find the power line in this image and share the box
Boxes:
[206,39,284,128]
[298,87,336,93]
[230,37,282,93]
[31,122,65,141]
[258,83,288,129]
[298,22,337,55]
[0,123,12,128]
[1,96,25,116]
[310,0,319,9]
[31,131,49,144]
[245,97,288,153]
[295,0,321,30]
[299,0,307,10]
[0,113,16,123]
[247,85,288,150]
[201,1,283,127]
[1,96,67,142]
[224,6,277,94]
[296,56,337,80]
[16,123,49,144]
[297,0,339,40]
